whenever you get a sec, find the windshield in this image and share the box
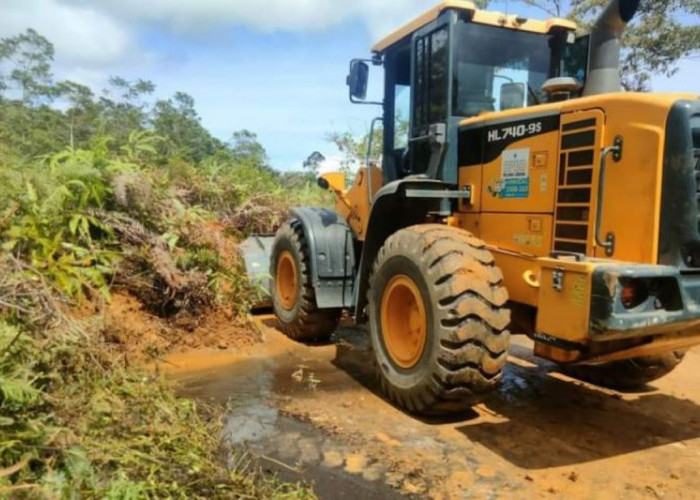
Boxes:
[453,22,551,117]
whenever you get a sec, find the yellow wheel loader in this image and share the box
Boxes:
[245,0,700,414]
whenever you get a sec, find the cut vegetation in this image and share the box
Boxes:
[0,29,325,497]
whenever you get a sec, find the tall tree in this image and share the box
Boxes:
[99,77,156,148]
[0,30,65,155]
[55,81,100,150]
[230,130,269,168]
[0,29,55,104]
[152,92,220,162]
[0,37,13,93]
[302,151,326,176]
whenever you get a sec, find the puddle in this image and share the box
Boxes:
[170,326,700,499]
[172,329,407,499]
[222,371,278,446]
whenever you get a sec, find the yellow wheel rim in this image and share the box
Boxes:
[380,275,427,369]
[276,251,298,311]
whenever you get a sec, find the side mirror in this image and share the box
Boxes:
[317,172,346,193]
[500,82,526,111]
[347,60,369,101]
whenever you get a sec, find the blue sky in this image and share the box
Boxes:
[137,22,381,170]
[1,0,698,171]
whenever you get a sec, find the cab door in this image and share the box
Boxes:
[409,21,450,177]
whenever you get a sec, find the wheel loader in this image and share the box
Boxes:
[244,0,700,414]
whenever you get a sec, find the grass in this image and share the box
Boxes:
[0,303,314,498]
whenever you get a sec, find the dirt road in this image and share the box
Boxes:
[169,316,700,499]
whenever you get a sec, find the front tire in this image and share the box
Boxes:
[368,224,511,415]
[563,351,685,391]
[271,220,340,341]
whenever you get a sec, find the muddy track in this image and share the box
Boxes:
[169,316,700,499]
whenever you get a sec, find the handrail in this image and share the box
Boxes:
[365,116,383,206]
[594,136,623,256]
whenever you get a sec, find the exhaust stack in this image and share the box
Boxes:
[582,0,641,96]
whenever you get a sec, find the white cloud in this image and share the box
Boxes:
[0,0,435,77]
[0,0,132,67]
[60,0,434,38]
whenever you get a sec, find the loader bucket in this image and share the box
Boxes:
[239,235,275,309]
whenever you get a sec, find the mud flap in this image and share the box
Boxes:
[239,235,275,308]
[290,207,356,309]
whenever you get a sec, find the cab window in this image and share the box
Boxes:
[413,27,449,133]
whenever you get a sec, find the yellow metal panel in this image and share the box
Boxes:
[319,172,346,192]
[490,250,541,306]
[545,18,577,32]
[334,166,383,241]
[471,11,576,33]
[536,261,593,343]
[454,93,696,264]
[373,1,476,53]
[458,92,697,130]
[481,130,559,213]
[372,1,575,53]
[478,213,553,306]
[448,213,481,237]
[593,101,671,264]
[457,165,482,212]
[451,213,552,306]
[533,343,582,363]
[480,213,552,255]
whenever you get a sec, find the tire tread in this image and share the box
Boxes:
[369,224,511,414]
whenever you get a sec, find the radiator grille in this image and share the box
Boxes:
[553,118,598,255]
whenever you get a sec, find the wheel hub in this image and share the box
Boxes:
[276,251,298,311]
[380,274,427,369]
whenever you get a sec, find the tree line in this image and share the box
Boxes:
[0,29,273,171]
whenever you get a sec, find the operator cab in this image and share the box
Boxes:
[348,1,587,185]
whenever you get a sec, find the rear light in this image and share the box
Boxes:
[620,279,649,309]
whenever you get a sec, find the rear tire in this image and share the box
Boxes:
[563,351,685,391]
[368,224,511,415]
[271,219,340,341]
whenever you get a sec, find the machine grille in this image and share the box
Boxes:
[553,118,598,255]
